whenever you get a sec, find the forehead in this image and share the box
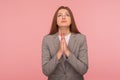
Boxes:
[57,9,69,14]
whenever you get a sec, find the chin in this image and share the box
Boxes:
[59,26,69,29]
[60,24,70,27]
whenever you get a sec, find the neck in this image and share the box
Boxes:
[58,28,71,36]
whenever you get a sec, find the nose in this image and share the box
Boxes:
[62,15,66,19]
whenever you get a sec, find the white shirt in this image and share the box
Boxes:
[58,33,71,45]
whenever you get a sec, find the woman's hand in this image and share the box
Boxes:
[63,38,70,57]
[57,34,64,60]
[62,34,70,57]
[57,33,70,59]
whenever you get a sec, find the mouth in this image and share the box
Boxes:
[61,21,67,23]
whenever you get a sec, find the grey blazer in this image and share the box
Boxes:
[42,32,88,80]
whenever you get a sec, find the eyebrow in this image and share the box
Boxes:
[57,12,70,15]
[57,13,62,14]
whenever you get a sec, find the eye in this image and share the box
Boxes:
[66,13,70,17]
[57,14,62,17]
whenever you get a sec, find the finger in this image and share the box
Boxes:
[62,37,66,44]
[62,41,64,50]
[62,33,65,37]
[63,39,67,48]
[61,33,65,40]
[61,33,63,40]
[63,42,65,50]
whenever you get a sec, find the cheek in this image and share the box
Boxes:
[57,18,61,25]
[67,18,71,24]
[57,17,62,22]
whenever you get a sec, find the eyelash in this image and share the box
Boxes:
[57,14,70,17]
[57,15,62,17]
[66,14,70,16]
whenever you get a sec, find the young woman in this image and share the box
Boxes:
[42,6,88,80]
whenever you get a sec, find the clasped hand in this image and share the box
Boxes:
[57,33,70,60]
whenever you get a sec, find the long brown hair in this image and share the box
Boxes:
[49,6,80,35]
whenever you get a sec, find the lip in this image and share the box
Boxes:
[61,21,67,23]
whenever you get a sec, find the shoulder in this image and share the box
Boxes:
[74,33,87,46]
[43,34,52,40]
[42,34,56,44]
[74,33,87,40]
[42,34,53,42]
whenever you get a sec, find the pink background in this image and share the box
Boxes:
[0,0,120,80]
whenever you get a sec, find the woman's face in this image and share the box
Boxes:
[57,9,71,28]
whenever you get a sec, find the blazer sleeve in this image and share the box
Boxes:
[66,35,88,75]
[42,36,60,76]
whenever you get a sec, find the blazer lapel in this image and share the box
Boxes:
[68,33,77,52]
[53,32,60,54]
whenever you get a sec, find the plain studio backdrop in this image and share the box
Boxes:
[0,0,120,80]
